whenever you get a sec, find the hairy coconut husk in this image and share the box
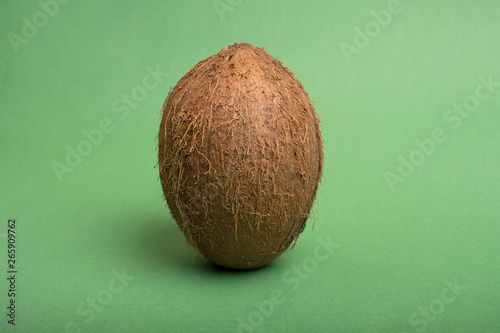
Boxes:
[158,43,323,269]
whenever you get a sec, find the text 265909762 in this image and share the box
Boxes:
[7,219,17,326]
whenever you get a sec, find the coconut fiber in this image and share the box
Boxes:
[158,43,323,269]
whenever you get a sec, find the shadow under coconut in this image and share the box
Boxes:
[131,216,276,276]
[207,260,275,275]
[137,219,196,271]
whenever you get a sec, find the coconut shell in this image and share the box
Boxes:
[158,43,323,269]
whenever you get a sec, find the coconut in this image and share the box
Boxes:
[158,43,323,269]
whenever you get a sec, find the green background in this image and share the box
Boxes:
[1,0,499,332]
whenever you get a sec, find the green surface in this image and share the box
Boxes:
[1,0,499,332]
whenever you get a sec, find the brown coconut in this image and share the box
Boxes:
[158,43,323,269]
